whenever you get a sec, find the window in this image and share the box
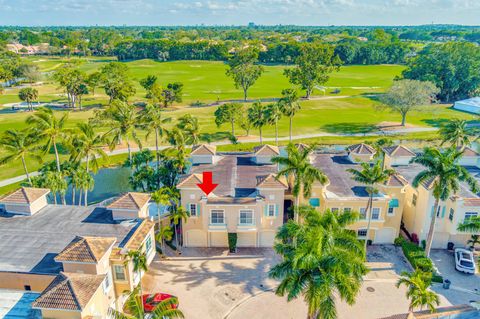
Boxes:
[211,210,225,224]
[343,208,352,213]
[388,207,395,215]
[449,208,454,221]
[331,208,339,213]
[24,285,31,291]
[464,212,478,222]
[357,229,368,238]
[113,265,126,281]
[309,198,320,207]
[436,206,441,217]
[371,208,380,220]
[359,208,367,220]
[412,194,417,206]
[267,204,276,217]
[145,236,152,254]
[239,210,254,224]
[189,203,197,217]
[103,271,112,294]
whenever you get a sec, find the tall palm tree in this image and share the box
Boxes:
[269,206,368,319]
[247,102,268,144]
[138,104,171,169]
[44,170,67,205]
[177,114,200,145]
[467,234,480,250]
[347,160,395,248]
[439,119,472,149]
[111,286,184,319]
[396,270,439,313]
[77,168,94,206]
[18,87,39,111]
[155,224,174,256]
[265,102,282,146]
[458,216,480,244]
[26,107,69,174]
[171,206,189,254]
[0,129,39,185]
[69,167,83,205]
[151,187,175,225]
[279,89,301,142]
[126,250,148,313]
[272,143,327,222]
[411,147,478,257]
[69,122,108,174]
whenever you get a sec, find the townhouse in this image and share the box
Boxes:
[0,188,155,319]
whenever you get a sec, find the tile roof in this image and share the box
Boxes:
[256,174,288,189]
[177,174,203,189]
[107,192,151,210]
[347,143,376,155]
[383,145,416,157]
[191,144,216,156]
[460,146,480,157]
[253,144,280,156]
[32,272,104,311]
[384,174,409,187]
[125,219,155,251]
[295,143,312,153]
[463,198,480,207]
[0,187,49,204]
[55,236,116,263]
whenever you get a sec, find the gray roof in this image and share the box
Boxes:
[0,205,143,274]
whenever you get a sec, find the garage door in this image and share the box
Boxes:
[210,232,228,247]
[186,230,207,247]
[374,228,395,244]
[237,232,257,247]
[259,231,276,247]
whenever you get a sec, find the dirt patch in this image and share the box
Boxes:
[376,121,420,131]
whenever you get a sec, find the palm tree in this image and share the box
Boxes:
[44,170,67,205]
[467,234,480,250]
[347,160,395,248]
[396,270,440,313]
[151,187,175,225]
[156,224,174,256]
[269,206,368,319]
[411,147,478,257]
[69,122,108,174]
[126,250,148,313]
[177,114,200,145]
[171,206,189,254]
[265,102,282,145]
[138,104,171,169]
[111,286,184,319]
[439,119,472,149]
[0,129,39,185]
[77,168,94,206]
[18,87,38,111]
[272,143,327,222]
[279,89,301,142]
[26,107,69,174]
[247,102,268,144]
[458,217,480,250]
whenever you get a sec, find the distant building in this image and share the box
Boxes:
[6,43,50,55]
[453,97,480,114]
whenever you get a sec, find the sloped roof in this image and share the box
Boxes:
[256,174,288,189]
[177,173,203,189]
[32,272,105,311]
[0,187,50,204]
[383,145,416,157]
[460,146,480,157]
[347,143,376,155]
[384,174,409,187]
[253,144,280,156]
[125,219,155,251]
[295,143,312,153]
[55,236,116,263]
[107,192,151,210]
[191,144,216,156]
[463,198,480,207]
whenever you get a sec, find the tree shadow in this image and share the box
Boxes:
[199,131,231,143]
[321,122,377,134]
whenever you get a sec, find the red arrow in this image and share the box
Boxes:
[197,171,218,196]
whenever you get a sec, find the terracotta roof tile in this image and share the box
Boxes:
[32,272,105,311]
[191,144,216,155]
[107,192,151,210]
[256,174,288,189]
[55,236,116,263]
[0,187,49,204]
[383,145,416,157]
[125,219,155,251]
[347,143,376,155]
[384,174,409,187]
[253,144,280,156]
[460,146,480,157]
[295,143,312,153]
[463,198,480,207]
[177,174,203,189]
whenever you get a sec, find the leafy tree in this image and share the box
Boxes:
[379,79,439,126]
[76,168,94,206]
[396,270,439,313]
[69,122,107,174]
[163,82,183,107]
[247,102,268,144]
[279,89,301,142]
[347,160,395,248]
[412,147,478,256]
[284,43,342,99]
[52,64,87,108]
[272,143,327,222]
[17,63,41,83]
[139,75,158,95]
[226,47,264,101]
[439,119,473,149]
[18,87,38,111]
[87,71,102,96]
[0,51,21,85]
[269,206,368,319]
[100,62,136,103]
[177,114,200,145]
[43,170,68,205]
[265,102,282,145]
[457,216,480,234]
[214,103,242,137]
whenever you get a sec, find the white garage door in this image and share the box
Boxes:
[237,232,257,247]
[186,230,207,247]
[374,228,395,244]
[259,231,276,247]
[210,232,228,247]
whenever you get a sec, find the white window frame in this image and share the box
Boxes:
[357,229,368,238]
[267,204,276,217]
[210,210,225,224]
[387,207,395,216]
[113,265,126,281]
[343,207,352,213]
[145,236,153,254]
[239,209,254,225]
[371,208,380,220]
[359,208,367,220]
[464,212,478,223]
[103,271,112,294]
[189,203,197,217]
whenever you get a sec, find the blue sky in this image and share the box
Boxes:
[0,0,479,26]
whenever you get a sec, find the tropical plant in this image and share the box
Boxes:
[69,122,107,174]
[125,250,149,313]
[43,170,68,205]
[177,114,200,145]
[226,47,264,101]
[458,216,480,235]
[171,206,189,253]
[272,143,327,222]
[467,234,480,250]
[247,102,268,144]
[265,102,282,145]
[411,147,478,256]
[77,168,94,206]
[156,224,174,256]
[18,87,38,111]
[269,206,368,319]
[439,119,473,149]
[279,89,301,142]
[347,160,395,248]
[214,103,242,137]
[396,270,440,313]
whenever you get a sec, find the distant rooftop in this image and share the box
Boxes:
[0,187,49,204]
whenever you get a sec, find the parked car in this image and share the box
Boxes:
[454,248,476,274]
[142,293,178,312]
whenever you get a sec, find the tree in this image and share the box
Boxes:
[87,71,102,96]
[272,143,327,222]
[403,42,480,102]
[379,79,439,126]
[457,215,480,234]
[139,75,158,96]
[467,234,480,250]
[43,170,68,205]
[18,63,41,83]
[163,82,183,107]
[69,122,107,173]
[214,103,242,137]
[77,168,94,206]
[396,270,439,313]
[279,89,301,142]
[265,102,283,145]
[269,206,368,319]
[177,114,200,145]
[284,43,342,99]
[247,102,268,144]
[171,206,189,254]
[226,47,264,101]
[18,87,38,111]
[126,250,148,313]
[100,62,136,103]
[52,64,87,109]
[347,160,395,248]
[439,119,473,149]
[411,147,478,257]
[0,129,39,185]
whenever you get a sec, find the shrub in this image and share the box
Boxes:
[398,238,442,282]
[394,237,405,246]
[228,233,238,253]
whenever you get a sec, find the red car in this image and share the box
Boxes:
[142,293,178,312]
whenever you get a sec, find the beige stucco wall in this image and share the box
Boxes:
[0,272,55,292]
[40,309,82,319]
[4,196,48,215]
[111,204,149,220]
[61,247,112,275]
